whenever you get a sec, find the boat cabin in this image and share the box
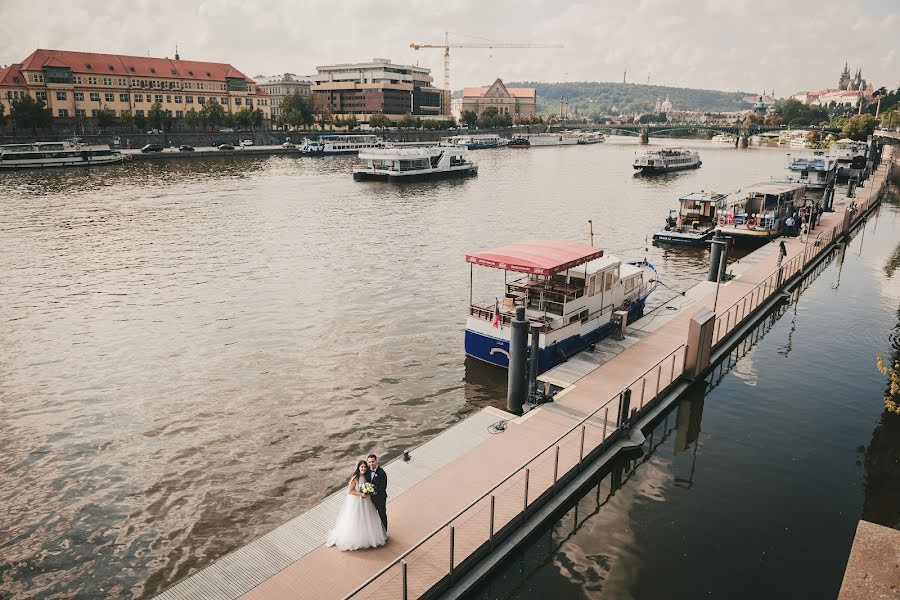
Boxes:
[717,182,806,242]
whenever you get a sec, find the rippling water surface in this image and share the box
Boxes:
[0,138,792,597]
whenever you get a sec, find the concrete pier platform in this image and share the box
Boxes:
[839,520,900,600]
[154,150,895,600]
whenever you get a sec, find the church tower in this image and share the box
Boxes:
[839,62,851,90]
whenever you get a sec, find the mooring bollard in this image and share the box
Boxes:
[526,322,542,403]
[708,234,725,282]
[507,306,529,415]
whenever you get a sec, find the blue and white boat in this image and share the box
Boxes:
[299,134,382,156]
[465,239,657,373]
[783,150,838,195]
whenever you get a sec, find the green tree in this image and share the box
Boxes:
[147,101,166,129]
[133,111,146,131]
[773,98,827,127]
[10,94,52,134]
[881,109,900,130]
[841,114,877,141]
[200,101,226,129]
[343,116,358,130]
[277,92,316,129]
[252,108,264,128]
[460,110,478,127]
[96,108,116,129]
[233,107,254,129]
[118,109,133,131]
[398,112,418,129]
[184,108,201,131]
[368,112,391,129]
[0,102,6,128]
[477,107,500,128]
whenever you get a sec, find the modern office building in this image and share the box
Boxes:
[311,58,450,122]
[0,48,271,129]
[254,73,314,121]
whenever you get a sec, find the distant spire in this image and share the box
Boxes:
[175,43,180,61]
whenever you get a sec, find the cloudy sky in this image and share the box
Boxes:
[1,0,897,96]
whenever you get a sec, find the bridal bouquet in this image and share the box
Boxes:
[360,482,376,496]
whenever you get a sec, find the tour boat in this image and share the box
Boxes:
[522,133,579,147]
[711,134,736,144]
[633,148,701,173]
[0,140,125,169]
[353,145,477,181]
[653,191,730,246]
[574,131,605,144]
[465,239,657,373]
[829,138,868,179]
[508,136,530,148]
[716,182,806,244]
[783,151,838,195]
[443,134,509,150]
[299,134,382,156]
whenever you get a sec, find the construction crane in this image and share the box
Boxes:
[410,32,563,90]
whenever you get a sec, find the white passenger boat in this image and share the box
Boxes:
[299,134,382,156]
[716,182,806,244]
[443,134,509,150]
[711,133,736,144]
[828,138,867,178]
[633,148,701,173]
[353,145,477,181]
[523,133,579,147]
[574,131,605,144]
[465,239,656,373]
[0,140,125,169]
[783,151,838,194]
[653,191,730,246]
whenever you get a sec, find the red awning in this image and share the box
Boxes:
[466,240,604,275]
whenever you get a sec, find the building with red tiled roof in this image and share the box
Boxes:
[453,79,536,121]
[1,49,271,129]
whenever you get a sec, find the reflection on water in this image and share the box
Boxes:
[467,198,900,600]
[0,139,794,597]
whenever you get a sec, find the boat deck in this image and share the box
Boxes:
[154,151,893,600]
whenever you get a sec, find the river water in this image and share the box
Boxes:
[0,139,821,597]
[467,191,900,600]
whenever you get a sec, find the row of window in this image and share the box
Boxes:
[56,108,198,119]
[5,90,267,106]
[26,72,242,92]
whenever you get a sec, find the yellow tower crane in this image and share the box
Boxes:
[410,32,563,91]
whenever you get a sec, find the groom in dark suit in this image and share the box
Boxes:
[366,454,388,532]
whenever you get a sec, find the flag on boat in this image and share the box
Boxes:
[492,298,501,329]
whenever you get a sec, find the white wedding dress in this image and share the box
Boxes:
[326,480,387,551]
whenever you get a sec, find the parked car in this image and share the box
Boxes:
[210,140,226,148]
[281,141,296,149]
[239,139,254,147]
[219,128,235,133]
[217,144,235,151]
[146,129,162,134]
[140,144,164,153]
[178,145,195,152]
[97,129,112,135]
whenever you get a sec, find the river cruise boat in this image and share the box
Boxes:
[465,240,657,373]
[0,140,125,169]
[443,134,509,150]
[711,133,736,144]
[653,191,730,246]
[716,182,806,244]
[784,151,838,195]
[508,136,530,148]
[751,132,782,145]
[829,138,867,179]
[299,134,382,156]
[523,133,579,147]
[633,148,701,173]
[353,145,477,181]
[575,131,605,144]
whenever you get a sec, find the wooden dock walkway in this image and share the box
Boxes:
[155,150,894,600]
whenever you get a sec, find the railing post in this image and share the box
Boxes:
[449,526,455,575]
[602,407,609,439]
[401,560,408,600]
[553,446,560,484]
[669,352,676,385]
[639,378,646,407]
[654,363,662,397]
[489,495,495,546]
[579,426,586,462]
[523,468,530,510]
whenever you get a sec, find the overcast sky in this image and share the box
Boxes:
[1,0,897,96]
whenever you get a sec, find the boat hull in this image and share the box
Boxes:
[652,229,715,246]
[0,156,125,169]
[353,166,478,182]
[464,298,647,373]
[634,161,702,173]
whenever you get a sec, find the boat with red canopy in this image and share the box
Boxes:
[465,239,657,373]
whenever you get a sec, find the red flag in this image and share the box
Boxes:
[492,298,501,329]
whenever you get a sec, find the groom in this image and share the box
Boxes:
[366,454,388,532]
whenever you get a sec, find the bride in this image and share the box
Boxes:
[326,460,388,551]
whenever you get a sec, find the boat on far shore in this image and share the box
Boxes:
[711,133,736,144]
[0,139,125,169]
[633,148,701,173]
[353,145,477,181]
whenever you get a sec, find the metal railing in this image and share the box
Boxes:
[343,343,688,600]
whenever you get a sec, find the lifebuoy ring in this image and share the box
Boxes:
[746,217,757,229]
[75,144,82,151]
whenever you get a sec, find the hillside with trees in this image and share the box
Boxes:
[502,81,755,117]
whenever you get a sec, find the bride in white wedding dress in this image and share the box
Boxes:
[326,460,388,551]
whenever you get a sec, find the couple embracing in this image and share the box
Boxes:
[326,454,388,551]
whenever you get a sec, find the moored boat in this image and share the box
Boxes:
[711,133,736,144]
[828,138,867,179]
[508,136,530,148]
[574,131,605,144]
[653,191,729,246]
[0,140,125,169]
[299,134,382,156]
[353,145,477,181]
[716,182,805,244]
[443,134,509,149]
[464,239,656,373]
[633,148,701,173]
[523,133,579,147]
[783,151,838,197]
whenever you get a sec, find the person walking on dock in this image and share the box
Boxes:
[367,454,389,533]
[325,460,387,551]
[777,240,787,268]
